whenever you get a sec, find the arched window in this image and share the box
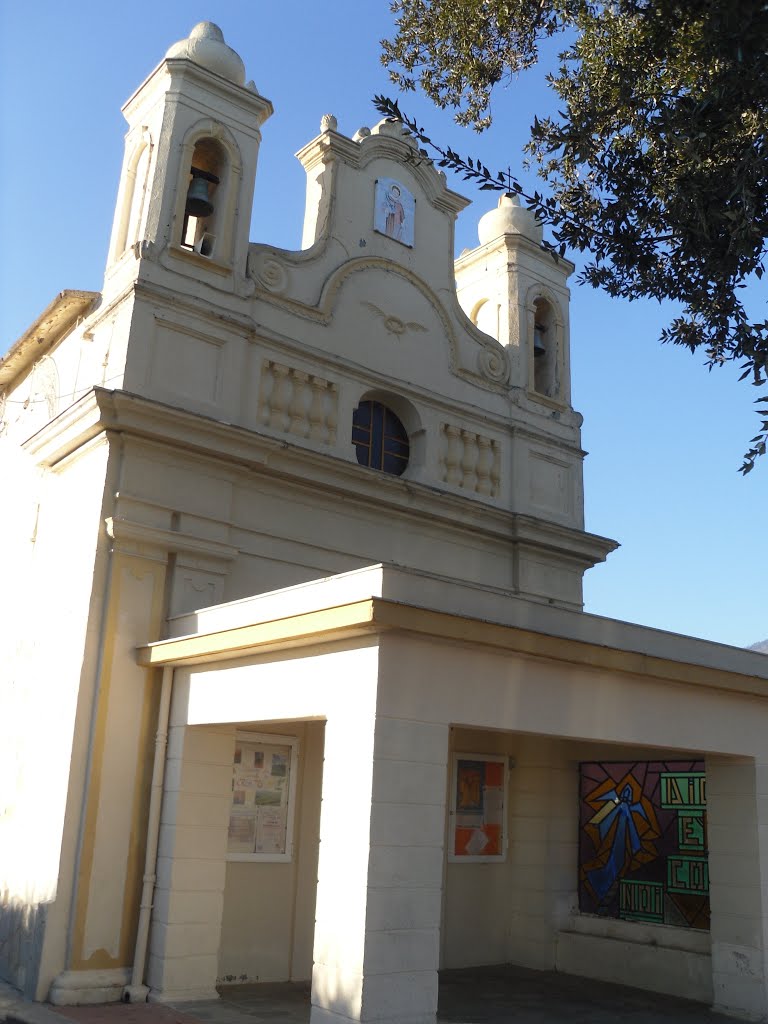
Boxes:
[352,401,410,476]
[471,298,500,341]
[125,143,151,249]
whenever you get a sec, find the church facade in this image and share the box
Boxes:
[3,22,768,1024]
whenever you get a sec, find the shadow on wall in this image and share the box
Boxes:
[0,894,48,998]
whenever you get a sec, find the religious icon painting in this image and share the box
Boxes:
[374,178,415,247]
[578,760,709,930]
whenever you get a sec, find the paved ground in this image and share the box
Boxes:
[1,966,742,1024]
[438,965,735,1022]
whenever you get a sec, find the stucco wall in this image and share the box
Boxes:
[0,439,110,996]
[218,720,324,984]
[442,730,572,972]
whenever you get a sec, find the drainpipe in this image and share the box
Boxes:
[123,664,174,1003]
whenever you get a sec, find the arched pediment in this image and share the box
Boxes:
[353,129,463,216]
[248,118,513,396]
[248,249,511,393]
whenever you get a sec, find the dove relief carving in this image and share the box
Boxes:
[361,301,427,338]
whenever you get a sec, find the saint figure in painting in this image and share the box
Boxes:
[383,184,405,240]
[374,178,414,246]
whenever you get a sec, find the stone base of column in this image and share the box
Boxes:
[311,964,438,1024]
[122,984,150,1003]
[49,968,131,1005]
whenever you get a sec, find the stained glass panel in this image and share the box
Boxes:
[578,760,709,929]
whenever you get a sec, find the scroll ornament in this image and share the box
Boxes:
[250,254,289,294]
[477,345,510,385]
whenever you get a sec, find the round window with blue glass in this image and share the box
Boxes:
[352,401,410,476]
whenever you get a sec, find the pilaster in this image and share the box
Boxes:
[145,722,234,1001]
[65,548,169,982]
[708,756,768,1020]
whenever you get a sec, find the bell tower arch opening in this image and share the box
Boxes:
[532,296,556,398]
[180,137,228,258]
[525,286,566,405]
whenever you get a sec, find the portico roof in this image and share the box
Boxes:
[136,564,768,698]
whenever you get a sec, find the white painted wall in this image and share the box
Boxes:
[0,438,110,996]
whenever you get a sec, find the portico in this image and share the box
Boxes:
[134,565,768,1024]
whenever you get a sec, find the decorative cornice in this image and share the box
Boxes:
[454,233,576,278]
[106,516,238,563]
[122,57,273,127]
[22,386,614,572]
[295,129,469,217]
[1,290,99,389]
[511,515,617,564]
[22,388,106,466]
[295,130,361,173]
[136,594,768,700]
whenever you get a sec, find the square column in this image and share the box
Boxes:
[311,715,449,1024]
[146,723,234,1002]
[506,737,568,970]
[708,756,768,1019]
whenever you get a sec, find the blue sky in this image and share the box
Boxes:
[1,1,765,648]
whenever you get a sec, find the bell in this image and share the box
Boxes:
[533,323,547,358]
[185,168,219,218]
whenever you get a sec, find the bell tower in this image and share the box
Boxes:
[105,22,273,295]
[455,194,573,408]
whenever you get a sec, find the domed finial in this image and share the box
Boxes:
[320,114,338,133]
[477,193,543,245]
[190,21,224,41]
[165,22,247,86]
